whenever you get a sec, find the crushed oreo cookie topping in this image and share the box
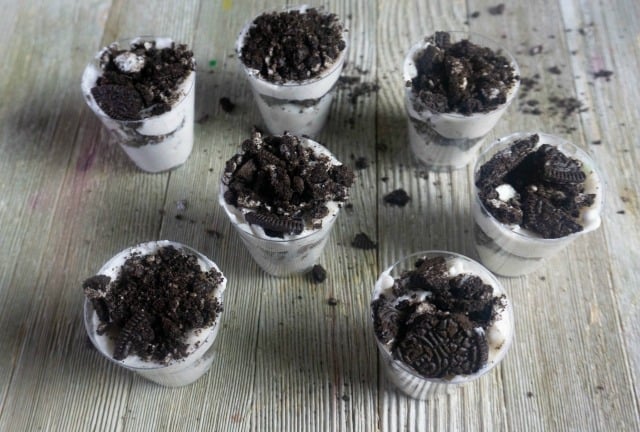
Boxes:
[83,245,224,363]
[410,31,519,115]
[240,8,346,83]
[476,133,596,238]
[372,256,505,379]
[92,40,195,120]
[222,131,354,237]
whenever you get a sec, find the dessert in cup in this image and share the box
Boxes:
[473,132,604,277]
[404,31,520,170]
[219,131,354,276]
[371,251,513,400]
[81,37,196,172]
[236,6,347,136]
[83,241,226,387]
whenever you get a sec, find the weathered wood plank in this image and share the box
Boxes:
[0,0,637,430]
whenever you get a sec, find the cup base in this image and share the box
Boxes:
[408,117,484,171]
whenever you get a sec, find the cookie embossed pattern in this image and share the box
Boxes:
[473,132,604,277]
[371,251,513,400]
[83,241,226,387]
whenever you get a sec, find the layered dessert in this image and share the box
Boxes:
[236,6,347,136]
[219,131,354,276]
[473,132,603,276]
[404,31,520,170]
[81,37,196,172]
[83,241,226,387]
[371,251,513,399]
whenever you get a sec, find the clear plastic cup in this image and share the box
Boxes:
[83,240,226,387]
[81,37,195,173]
[371,251,514,400]
[404,32,520,170]
[220,199,338,276]
[236,5,348,137]
[472,132,604,277]
[219,136,346,277]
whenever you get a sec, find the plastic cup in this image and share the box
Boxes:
[220,199,338,276]
[219,136,345,277]
[236,5,348,137]
[472,132,604,277]
[81,37,195,173]
[404,32,520,170]
[371,251,514,400]
[83,240,226,387]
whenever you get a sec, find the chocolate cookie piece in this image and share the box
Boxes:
[396,311,488,378]
[521,193,583,238]
[240,8,346,83]
[352,232,377,250]
[245,211,304,236]
[410,31,519,115]
[476,134,539,189]
[383,189,411,207]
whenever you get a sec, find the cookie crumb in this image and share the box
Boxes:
[352,232,377,250]
[383,189,411,207]
[220,97,236,113]
[311,264,327,283]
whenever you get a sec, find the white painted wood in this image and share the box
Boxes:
[0,0,637,430]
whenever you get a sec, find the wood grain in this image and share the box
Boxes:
[0,0,638,430]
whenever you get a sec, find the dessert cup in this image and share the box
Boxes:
[236,5,348,136]
[81,37,195,173]
[472,132,604,277]
[371,251,514,400]
[404,32,520,170]
[219,134,351,277]
[83,240,226,387]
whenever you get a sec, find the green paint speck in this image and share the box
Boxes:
[209,59,217,68]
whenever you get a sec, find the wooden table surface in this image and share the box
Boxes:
[1,0,638,430]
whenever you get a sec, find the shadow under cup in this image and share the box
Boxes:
[404,31,520,171]
[472,132,604,277]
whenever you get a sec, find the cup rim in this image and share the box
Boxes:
[403,30,520,118]
[235,5,349,88]
[473,131,605,244]
[83,240,226,371]
[371,250,514,385]
[81,36,196,124]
